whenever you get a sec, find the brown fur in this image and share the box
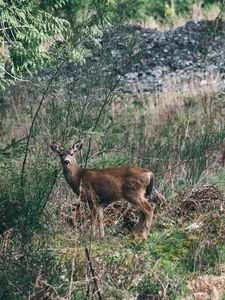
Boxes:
[51,141,154,240]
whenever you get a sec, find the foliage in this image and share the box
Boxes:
[0,1,225,299]
[0,152,58,236]
[118,0,224,22]
[1,0,224,89]
[0,0,71,88]
[1,69,224,298]
[0,3,145,298]
[0,0,141,89]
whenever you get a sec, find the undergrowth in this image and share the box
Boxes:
[0,46,225,300]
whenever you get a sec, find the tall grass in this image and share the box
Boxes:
[0,30,225,300]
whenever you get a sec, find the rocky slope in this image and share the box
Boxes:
[98,19,225,96]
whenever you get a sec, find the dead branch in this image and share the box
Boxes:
[85,247,103,300]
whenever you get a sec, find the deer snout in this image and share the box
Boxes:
[64,159,70,165]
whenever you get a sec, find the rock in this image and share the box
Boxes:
[39,20,225,99]
[98,20,225,97]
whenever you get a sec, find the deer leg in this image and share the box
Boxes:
[87,197,98,238]
[139,199,154,240]
[133,211,145,235]
[126,193,154,240]
[89,190,104,239]
[97,205,105,238]
[90,207,98,238]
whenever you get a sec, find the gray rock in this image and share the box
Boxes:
[41,20,225,99]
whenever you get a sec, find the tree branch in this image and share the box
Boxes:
[84,73,125,167]
[20,60,65,188]
[0,136,28,153]
[0,66,29,82]
[85,247,103,300]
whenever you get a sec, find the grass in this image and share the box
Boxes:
[0,36,225,300]
[20,213,223,299]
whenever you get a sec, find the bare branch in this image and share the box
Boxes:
[0,25,30,32]
[0,65,29,82]
[0,136,28,153]
[20,59,65,188]
[85,247,103,300]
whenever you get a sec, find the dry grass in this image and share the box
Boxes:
[130,70,223,139]
[184,265,225,300]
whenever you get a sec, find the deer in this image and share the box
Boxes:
[50,140,154,240]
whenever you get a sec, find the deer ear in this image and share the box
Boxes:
[50,142,61,154]
[73,140,83,152]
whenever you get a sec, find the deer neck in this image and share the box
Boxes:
[63,161,82,196]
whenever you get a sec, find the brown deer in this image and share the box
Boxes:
[50,140,154,240]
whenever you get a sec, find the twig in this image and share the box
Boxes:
[0,65,29,82]
[20,59,65,188]
[85,247,103,300]
[1,22,13,43]
[112,203,131,226]
[83,138,225,176]
[37,169,58,216]
[83,33,141,167]
[216,0,225,19]
[157,139,225,176]
[68,252,76,300]
[0,136,28,153]
[0,25,30,32]
[84,73,124,167]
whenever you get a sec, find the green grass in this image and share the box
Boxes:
[29,214,223,299]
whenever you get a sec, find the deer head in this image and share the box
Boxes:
[50,140,83,167]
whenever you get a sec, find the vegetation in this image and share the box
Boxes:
[1,0,224,88]
[126,0,224,22]
[0,0,225,299]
